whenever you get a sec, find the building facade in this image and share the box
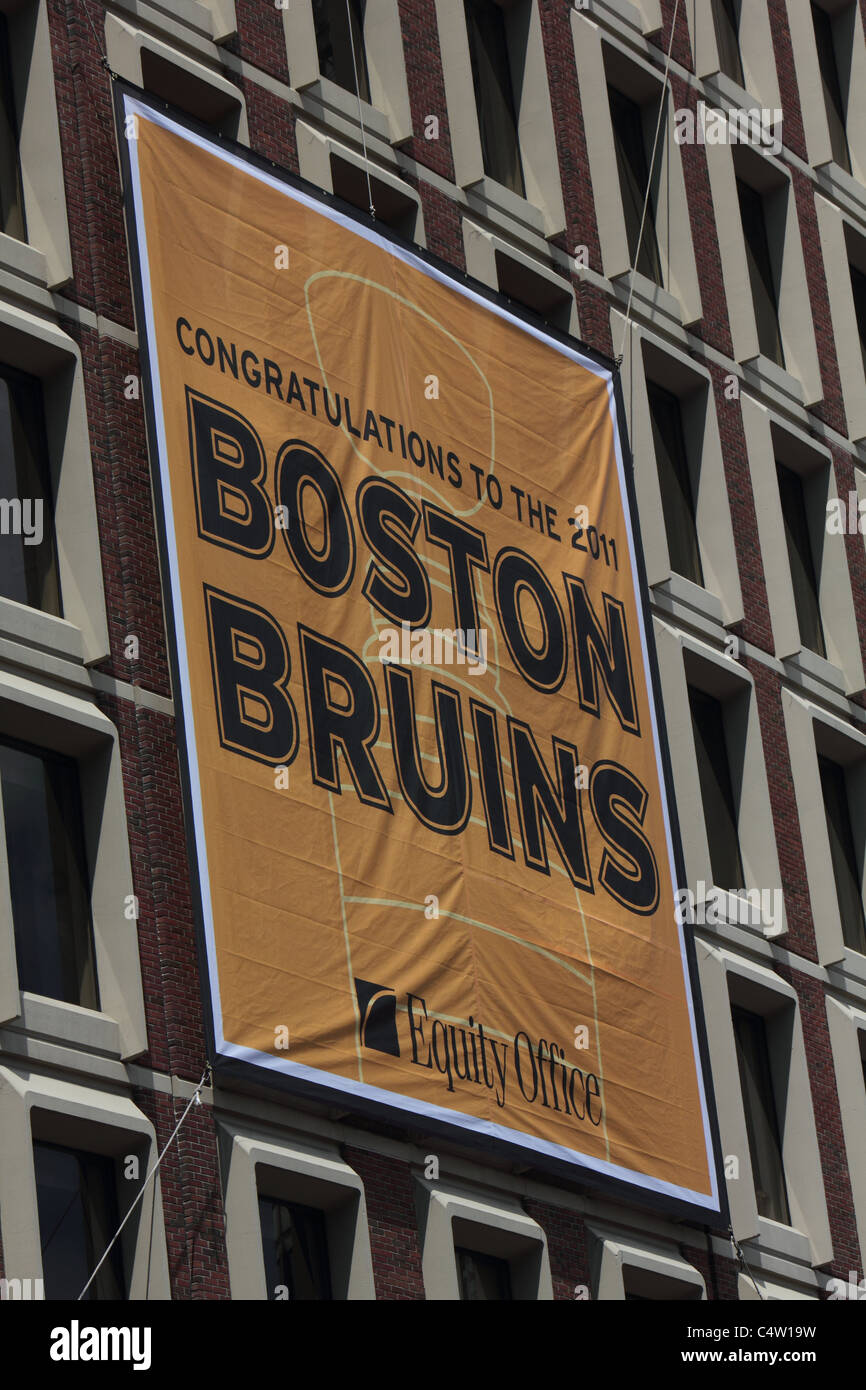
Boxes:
[0,0,864,1300]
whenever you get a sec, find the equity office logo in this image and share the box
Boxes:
[355,983,604,1128]
[354,978,400,1056]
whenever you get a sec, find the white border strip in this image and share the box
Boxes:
[124,95,720,1215]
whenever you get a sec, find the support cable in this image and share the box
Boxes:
[76,1065,212,1301]
[345,0,376,218]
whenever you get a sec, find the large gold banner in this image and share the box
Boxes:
[125,97,719,1211]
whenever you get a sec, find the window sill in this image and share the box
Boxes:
[611,268,682,332]
[650,572,725,629]
[0,595,84,666]
[0,232,49,289]
[755,1217,812,1267]
[781,645,847,698]
[815,159,866,225]
[695,885,786,941]
[297,76,393,148]
[702,71,767,124]
[463,176,551,241]
[742,354,804,411]
[6,991,122,1059]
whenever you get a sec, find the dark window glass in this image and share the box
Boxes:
[0,15,24,242]
[646,381,704,586]
[776,461,826,658]
[731,1006,791,1225]
[456,1247,512,1300]
[34,1141,125,1300]
[819,754,866,955]
[737,179,784,367]
[608,85,662,284]
[688,686,745,891]
[312,0,370,105]
[0,737,97,1009]
[258,1195,332,1300]
[0,365,61,615]
[464,0,525,197]
[811,3,850,173]
[712,0,744,86]
[850,263,866,382]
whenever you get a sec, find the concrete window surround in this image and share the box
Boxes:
[282,0,413,147]
[782,688,866,974]
[0,301,109,667]
[587,1221,706,1299]
[0,0,73,290]
[690,0,782,114]
[295,120,425,244]
[705,140,821,407]
[786,0,866,182]
[572,16,701,326]
[740,394,865,697]
[814,198,866,443]
[413,1173,553,1299]
[614,312,744,629]
[462,217,577,334]
[0,668,147,1060]
[824,997,866,1263]
[653,620,787,942]
[104,12,249,143]
[696,942,834,1269]
[219,1123,376,1299]
[0,1063,171,1299]
[435,0,566,240]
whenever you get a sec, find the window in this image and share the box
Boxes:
[850,262,866,381]
[731,1006,791,1225]
[811,3,851,173]
[34,1141,125,1300]
[0,13,24,242]
[688,686,745,891]
[258,1194,333,1300]
[711,0,744,87]
[0,737,97,1010]
[456,1246,513,1300]
[464,0,525,196]
[312,0,371,104]
[776,461,826,658]
[737,178,784,367]
[0,363,60,616]
[646,380,703,586]
[608,85,662,284]
[819,754,866,955]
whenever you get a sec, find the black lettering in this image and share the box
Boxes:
[385,667,470,834]
[508,718,593,889]
[299,626,390,810]
[356,476,431,627]
[470,701,513,859]
[494,547,567,693]
[422,504,489,634]
[563,575,639,734]
[275,439,355,595]
[589,761,659,915]
[186,388,274,557]
[204,586,298,765]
